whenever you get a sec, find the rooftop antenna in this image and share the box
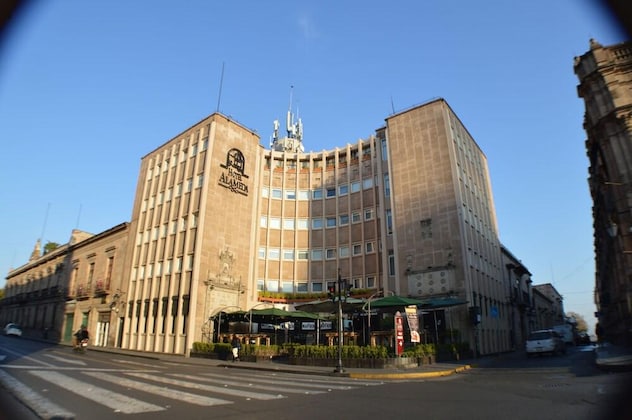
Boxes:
[75,203,82,229]
[40,202,51,244]
[390,96,395,114]
[216,62,225,113]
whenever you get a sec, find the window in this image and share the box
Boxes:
[326,217,336,228]
[272,188,282,199]
[312,189,323,199]
[311,249,323,261]
[339,184,349,196]
[257,279,265,291]
[266,280,279,292]
[297,283,308,293]
[364,208,374,221]
[339,246,349,258]
[363,177,373,189]
[326,187,336,198]
[381,138,388,160]
[191,143,198,156]
[339,214,349,226]
[312,218,323,229]
[386,209,392,234]
[297,219,309,230]
[352,211,361,223]
[283,281,295,293]
[351,181,361,193]
[366,276,376,288]
[285,190,296,200]
[260,216,267,228]
[383,173,390,197]
[269,217,281,229]
[326,249,336,259]
[283,249,295,260]
[312,282,323,292]
[297,250,309,260]
[365,242,375,253]
[298,190,310,200]
[258,247,266,259]
[283,219,295,230]
[262,187,269,198]
[388,250,395,276]
[352,244,362,255]
[268,248,280,259]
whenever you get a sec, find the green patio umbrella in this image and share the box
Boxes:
[294,298,365,314]
[369,295,426,309]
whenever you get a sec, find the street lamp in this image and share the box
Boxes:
[334,268,349,374]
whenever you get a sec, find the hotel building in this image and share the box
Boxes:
[4,98,531,356]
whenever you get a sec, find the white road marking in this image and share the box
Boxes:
[30,370,165,414]
[125,371,285,400]
[43,353,87,366]
[182,373,329,394]
[0,346,55,367]
[0,369,74,420]
[83,371,233,406]
[111,358,161,368]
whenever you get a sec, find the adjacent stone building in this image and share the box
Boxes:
[575,39,632,346]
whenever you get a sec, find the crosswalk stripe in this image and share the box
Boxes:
[0,369,74,420]
[124,371,285,400]
[30,370,165,414]
[204,371,379,389]
[196,373,354,392]
[83,371,233,406]
[171,373,327,395]
[44,354,87,366]
[111,358,161,368]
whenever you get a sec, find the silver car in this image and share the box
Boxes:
[526,329,565,356]
[4,323,23,337]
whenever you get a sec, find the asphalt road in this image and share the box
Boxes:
[0,337,630,420]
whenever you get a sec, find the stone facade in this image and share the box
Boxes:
[575,39,632,346]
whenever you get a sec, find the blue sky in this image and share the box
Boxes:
[0,1,626,333]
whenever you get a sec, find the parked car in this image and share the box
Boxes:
[4,323,22,337]
[525,329,565,356]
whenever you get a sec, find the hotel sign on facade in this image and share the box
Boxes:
[218,148,249,195]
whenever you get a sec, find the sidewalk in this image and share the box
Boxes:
[88,346,473,380]
[594,343,632,371]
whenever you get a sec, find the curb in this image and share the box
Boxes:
[347,365,472,380]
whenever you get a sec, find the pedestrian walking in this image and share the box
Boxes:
[231,334,241,362]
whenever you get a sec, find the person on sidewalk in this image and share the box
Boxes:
[231,334,241,362]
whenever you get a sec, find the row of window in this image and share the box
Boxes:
[260,208,375,230]
[258,242,376,260]
[146,137,209,180]
[257,276,377,293]
[262,177,376,201]
[136,214,199,245]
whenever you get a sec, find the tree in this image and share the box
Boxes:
[566,311,588,333]
[43,241,60,255]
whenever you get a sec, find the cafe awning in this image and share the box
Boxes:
[294,298,365,314]
[369,295,426,309]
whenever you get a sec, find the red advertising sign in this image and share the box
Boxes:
[395,311,404,356]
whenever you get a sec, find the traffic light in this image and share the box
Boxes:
[328,285,336,301]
